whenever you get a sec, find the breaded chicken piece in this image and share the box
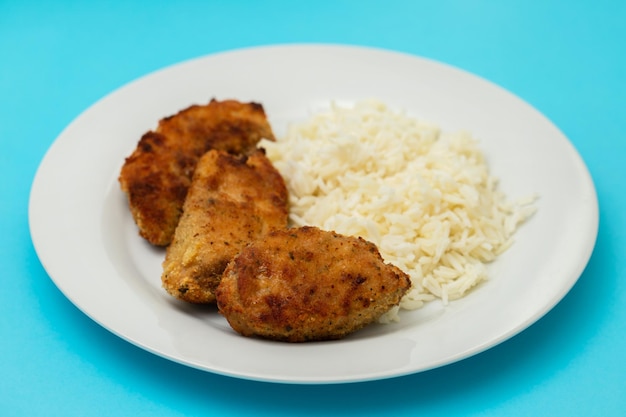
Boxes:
[119,99,275,246]
[161,148,288,304]
[215,226,412,342]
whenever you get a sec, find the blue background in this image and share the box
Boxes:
[2,1,624,416]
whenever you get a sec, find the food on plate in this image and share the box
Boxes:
[260,100,536,320]
[162,148,289,304]
[119,99,275,246]
[215,226,412,342]
[119,97,536,341]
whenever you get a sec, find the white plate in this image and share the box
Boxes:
[29,44,598,384]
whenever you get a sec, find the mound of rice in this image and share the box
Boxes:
[260,100,536,321]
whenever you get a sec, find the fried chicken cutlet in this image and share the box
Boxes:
[119,99,275,246]
[161,149,288,304]
[215,226,412,342]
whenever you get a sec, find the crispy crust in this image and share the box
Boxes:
[119,99,275,246]
[215,226,412,342]
[161,149,289,304]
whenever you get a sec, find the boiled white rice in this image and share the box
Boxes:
[260,100,536,322]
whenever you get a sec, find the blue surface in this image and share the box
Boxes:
[2,1,624,416]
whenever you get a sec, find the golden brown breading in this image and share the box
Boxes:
[215,226,412,342]
[119,99,275,246]
[161,149,288,304]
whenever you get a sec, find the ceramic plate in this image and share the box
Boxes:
[29,44,598,383]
